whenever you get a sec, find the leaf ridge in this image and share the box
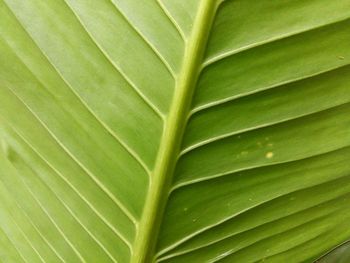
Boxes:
[202,16,350,69]
[213,222,327,263]
[62,0,167,120]
[0,226,27,263]
[160,175,350,259]
[0,2,152,175]
[108,0,176,78]
[157,201,341,260]
[0,184,54,263]
[182,99,350,157]
[3,88,138,229]
[173,139,350,191]
[160,179,347,255]
[159,213,330,262]
[14,179,73,263]
[6,121,134,248]
[156,0,186,42]
[0,179,66,263]
[191,63,350,114]
[16,154,124,262]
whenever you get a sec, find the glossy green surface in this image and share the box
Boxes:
[0,0,350,262]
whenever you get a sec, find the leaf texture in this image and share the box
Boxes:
[0,0,350,262]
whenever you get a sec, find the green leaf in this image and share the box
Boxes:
[0,0,350,262]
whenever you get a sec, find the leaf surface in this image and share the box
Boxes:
[1,0,350,262]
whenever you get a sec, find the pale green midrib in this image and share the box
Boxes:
[130,1,220,262]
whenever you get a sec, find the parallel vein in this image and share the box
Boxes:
[62,0,165,121]
[202,16,350,69]
[7,121,133,249]
[1,1,153,175]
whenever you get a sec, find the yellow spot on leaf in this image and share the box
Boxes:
[266,152,274,159]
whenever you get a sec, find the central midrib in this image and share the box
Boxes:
[130,1,220,262]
